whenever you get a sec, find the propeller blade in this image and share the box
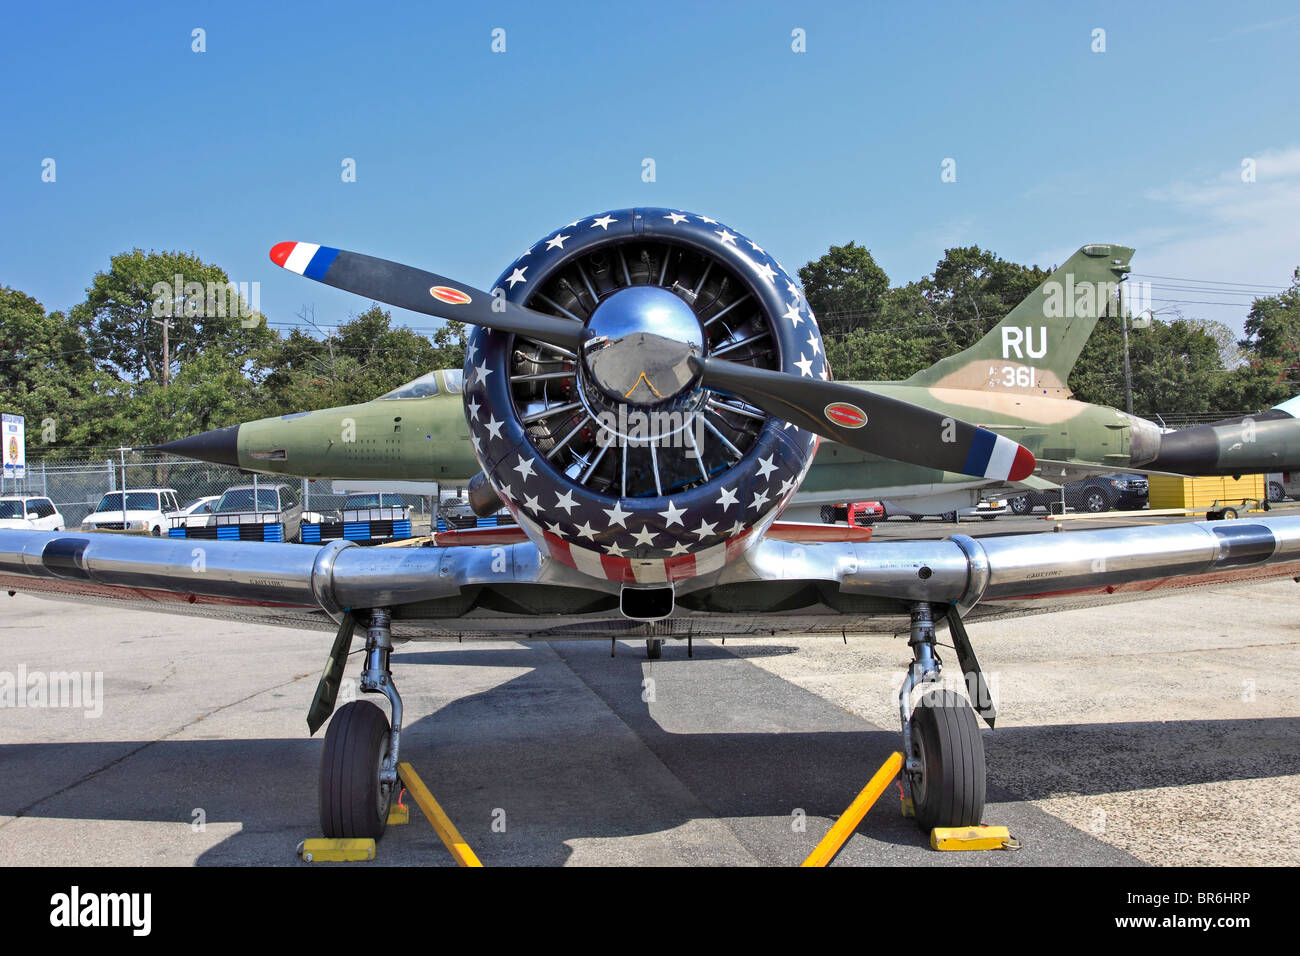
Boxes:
[692,357,1036,481]
[268,242,583,350]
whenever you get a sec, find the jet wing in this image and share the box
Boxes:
[5,517,1300,639]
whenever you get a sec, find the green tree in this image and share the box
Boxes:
[798,242,889,336]
[0,286,123,454]
[255,305,465,413]
[74,249,275,383]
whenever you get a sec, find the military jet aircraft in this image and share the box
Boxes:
[5,208,1300,844]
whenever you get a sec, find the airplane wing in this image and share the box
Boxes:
[6,515,1300,639]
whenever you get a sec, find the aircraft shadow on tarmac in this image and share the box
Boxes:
[2,640,1295,865]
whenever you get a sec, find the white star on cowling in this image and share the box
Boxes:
[786,279,801,299]
[506,267,528,288]
[498,483,513,501]
[697,215,718,224]
[807,332,821,357]
[664,212,688,224]
[667,541,691,556]
[473,360,493,385]
[591,215,616,230]
[795,353,814,377]
[484,415,503,439]
[631,526,658,547]
[466,397,481,420]
[749,240,765,254]
[727,519,747,536]
[691,518,718,539]
[778,477,797,499]
[566,220,582,228]
[513,455,536,480]
[554,489,577,514]
[544,520,564,536]
[783,302,803,327]
[574,521,597,540]
[819,366,830,381]
[545,233,571,250]
[716,486,739,510]
[466,341,478,362]
[658,500,687,527]
[470,432,481,455]
[755,261,777,283]
[523,493,541,513]
[603,501,631,527]
[604,540,627,557]
[755,455,778,479]
[749,488,771,511]
[716,228,738,245]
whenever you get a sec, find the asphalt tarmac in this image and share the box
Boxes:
[1,510,1297,866]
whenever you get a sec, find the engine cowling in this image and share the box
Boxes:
[463,208,827,583]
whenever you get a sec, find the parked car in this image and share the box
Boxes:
[177,495,221,517]
[1266,473,1294,502]
[171,483,302,542]
[439,495,478,529]
[0,496,65,531]
[1009,473,1148,515]
[973,495,1011,520]
[80,488,183,535]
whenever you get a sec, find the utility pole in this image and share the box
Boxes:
[151,318,175,386]
[1121,309,1133,415]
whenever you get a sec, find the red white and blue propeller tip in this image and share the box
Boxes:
[270,241,340,280]
[965,428,1036,482]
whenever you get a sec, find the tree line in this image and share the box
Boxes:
[3,244,1298,458]
[801,242,1300,415]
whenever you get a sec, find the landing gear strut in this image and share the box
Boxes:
[319,608,403,839]
[898,602,986,830]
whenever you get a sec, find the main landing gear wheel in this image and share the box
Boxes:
[320,700,394,839]
[909,689,986,830]
[646,638,663,660]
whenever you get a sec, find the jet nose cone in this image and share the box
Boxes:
[155,424,241,467]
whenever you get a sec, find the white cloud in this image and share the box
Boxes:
[1125,147,1300,336]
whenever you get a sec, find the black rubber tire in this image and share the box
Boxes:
[909,689,986,830]
[1268,481,1284,503]
[646,639,662,660]
[151,526,161,536]
[909,514,923,522]
[319,700,393,840]
[979,514,998,521]
[819,505,835,524]
[1221,506,1239,520]
[942,511,957,523]
[1009,495,1032,516]
[1082,488,1111,513]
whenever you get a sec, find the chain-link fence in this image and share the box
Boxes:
[2,452,438,530]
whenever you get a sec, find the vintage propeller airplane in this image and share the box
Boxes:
[5,208,1300,843]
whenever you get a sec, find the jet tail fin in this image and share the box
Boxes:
[903,244,1135,398]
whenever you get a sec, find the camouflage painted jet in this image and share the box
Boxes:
[6,208,1300,845]
[156,244,1300,519]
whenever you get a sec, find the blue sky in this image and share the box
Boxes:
[3,0,1299,338]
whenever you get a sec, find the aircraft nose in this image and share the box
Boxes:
[153,424,241,467]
